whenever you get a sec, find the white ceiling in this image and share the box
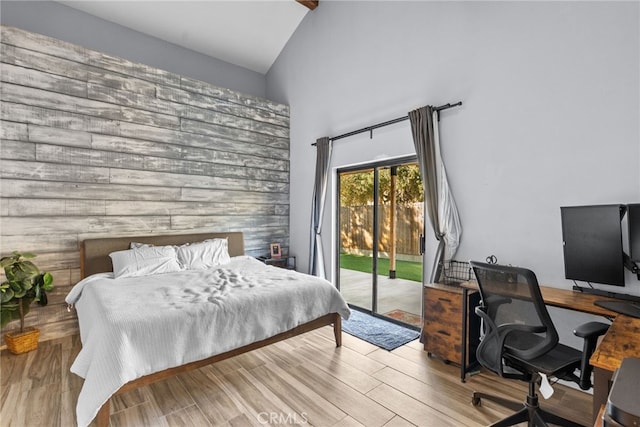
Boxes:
[56,1,311,74]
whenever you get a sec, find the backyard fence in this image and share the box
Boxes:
[340,203,424,258]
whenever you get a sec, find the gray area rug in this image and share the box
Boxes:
[342,309,420,351]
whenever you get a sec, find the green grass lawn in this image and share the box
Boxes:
[340,253,422,282]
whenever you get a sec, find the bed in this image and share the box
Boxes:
[66,232,350,427]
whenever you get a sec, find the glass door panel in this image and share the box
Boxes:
[338,169,374,311]
[337,159,424,327]
[375,163,423,327]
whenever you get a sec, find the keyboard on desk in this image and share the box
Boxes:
[594,300,640,318]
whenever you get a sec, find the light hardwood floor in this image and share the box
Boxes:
[1,327,592,427]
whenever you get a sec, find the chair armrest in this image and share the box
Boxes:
[474,306,546,379]
[573,321,609,339]
[573,321,610,390]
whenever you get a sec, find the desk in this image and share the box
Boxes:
[589,315,640,424]
[459,282,631,424]
[459,281,619,381]
[460,281,619,316]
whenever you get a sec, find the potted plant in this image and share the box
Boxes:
[1,251,53,354]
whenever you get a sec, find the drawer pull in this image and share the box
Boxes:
[437,330,451,336]
[438,298,452,303]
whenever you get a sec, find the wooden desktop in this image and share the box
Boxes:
[589,314,640,424]
[456,281,640,424]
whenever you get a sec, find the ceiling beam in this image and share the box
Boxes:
[296,0,318,11]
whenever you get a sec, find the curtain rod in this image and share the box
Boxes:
[312,101,462,146]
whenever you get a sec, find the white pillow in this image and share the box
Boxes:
[110,245,182,278]
[177,238,230,270]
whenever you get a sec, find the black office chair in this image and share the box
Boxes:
[469,261,609,427]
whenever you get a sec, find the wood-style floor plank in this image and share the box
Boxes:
[0,326,593,427]
[366,383,460,427]
[250,362,346,426]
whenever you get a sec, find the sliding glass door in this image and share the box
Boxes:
[337,168,375,311]
[337,156,424,327]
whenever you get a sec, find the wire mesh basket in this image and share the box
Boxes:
[439,260,473,285]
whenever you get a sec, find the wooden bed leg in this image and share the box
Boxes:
[333,315,342,347]
[96,400,110,427]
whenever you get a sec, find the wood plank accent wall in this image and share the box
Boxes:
[0,26,291,345]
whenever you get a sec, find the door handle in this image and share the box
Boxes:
[419,233,425,255]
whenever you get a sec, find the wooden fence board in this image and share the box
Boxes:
[340,204,424,256]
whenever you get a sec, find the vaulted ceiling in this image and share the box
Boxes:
[56,1,316,74]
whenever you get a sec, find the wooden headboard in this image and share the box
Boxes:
[80,232,245,278]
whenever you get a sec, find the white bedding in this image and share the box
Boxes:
[66,256,350,427]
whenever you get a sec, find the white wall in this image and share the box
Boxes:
[0,1,267,98]
[268,1,640,344]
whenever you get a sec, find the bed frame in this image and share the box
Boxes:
[79,232,342,427]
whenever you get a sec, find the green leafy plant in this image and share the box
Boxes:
[0,251,54,333]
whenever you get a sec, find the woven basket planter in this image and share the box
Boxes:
[4,327,40,355]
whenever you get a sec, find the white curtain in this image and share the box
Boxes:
[309,137,333,279]
[409,106,462,283]
[432,110,462,261]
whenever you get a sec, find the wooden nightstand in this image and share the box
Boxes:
[256,256,296,270]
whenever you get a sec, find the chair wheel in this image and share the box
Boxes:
[472,396,481,407]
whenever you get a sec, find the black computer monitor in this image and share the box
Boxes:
[628,204,640,263]
[561,205,625,286]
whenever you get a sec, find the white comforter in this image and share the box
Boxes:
[66,256,350,427]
